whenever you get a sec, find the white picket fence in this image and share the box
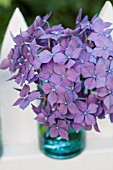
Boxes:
[0,1,113,170]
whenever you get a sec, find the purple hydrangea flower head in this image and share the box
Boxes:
[1,11,113,139]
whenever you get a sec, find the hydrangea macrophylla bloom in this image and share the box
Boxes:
[38,50,52,64]
[50,120,68,140]
[71,123,83,133]
[100,57,113,84]
[38,61,54,80]
[92,36,113,59]
[75,8,89,33]
[40,24,65,41]
[97,79,113,110]
[60,38,69,52]
[48,105,66,126]
[75,8,82,25]
[106,58,113,77]
[74,101,98,126]
[87,94,106,119]
[1,11,113,140]
[76,14,97,35]
[42,82,65,106]
[10,30,30,47]
[64,40,82,69]
[35,105,51,126]
[53,37,82,68]
[82,59,106,89]
[75,50,90,74]
[52,44,67,65]
[33,12,51,29]
[0,58,10,70]
[38,44,66,65]
[84,122,100,132]
[64,82,81,101]
[88,17,112,40]
[13,84,40,110]
[58,93,78,114]
[50,64,78,85]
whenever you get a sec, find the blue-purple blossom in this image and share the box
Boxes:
[40,24,65,41]
[42,82,65,106]
[101,57,113,84]
[97,79,113,109]
[58,93,78,114]
[50,120,68,140]
[88,17,112,41]
[38,61,54,80]
[74,101,98,126]
[13,84,40,109]
[87,94,106,119]
[53,37,82,68]
[50,64,79,85]
[92,36,113,59]
[71,122,83,133]
[75,50,90,74]
[63,82,81,101]
[35,104,51,126]
[82,59,106,89]
[1,10,113,140]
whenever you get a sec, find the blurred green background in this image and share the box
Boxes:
[0,0,112,47]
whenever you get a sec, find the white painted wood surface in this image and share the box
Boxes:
[0,136,113,170]
[0,1,113,170]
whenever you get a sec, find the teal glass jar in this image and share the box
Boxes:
[38,124,86,159]
[0,117,3,157]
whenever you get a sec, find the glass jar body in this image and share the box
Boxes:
[38,124,86,159]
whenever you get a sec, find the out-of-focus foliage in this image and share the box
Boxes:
[0,0,11,7]
[0,0,111,47]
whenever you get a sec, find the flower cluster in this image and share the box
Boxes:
[1,10,113,140]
